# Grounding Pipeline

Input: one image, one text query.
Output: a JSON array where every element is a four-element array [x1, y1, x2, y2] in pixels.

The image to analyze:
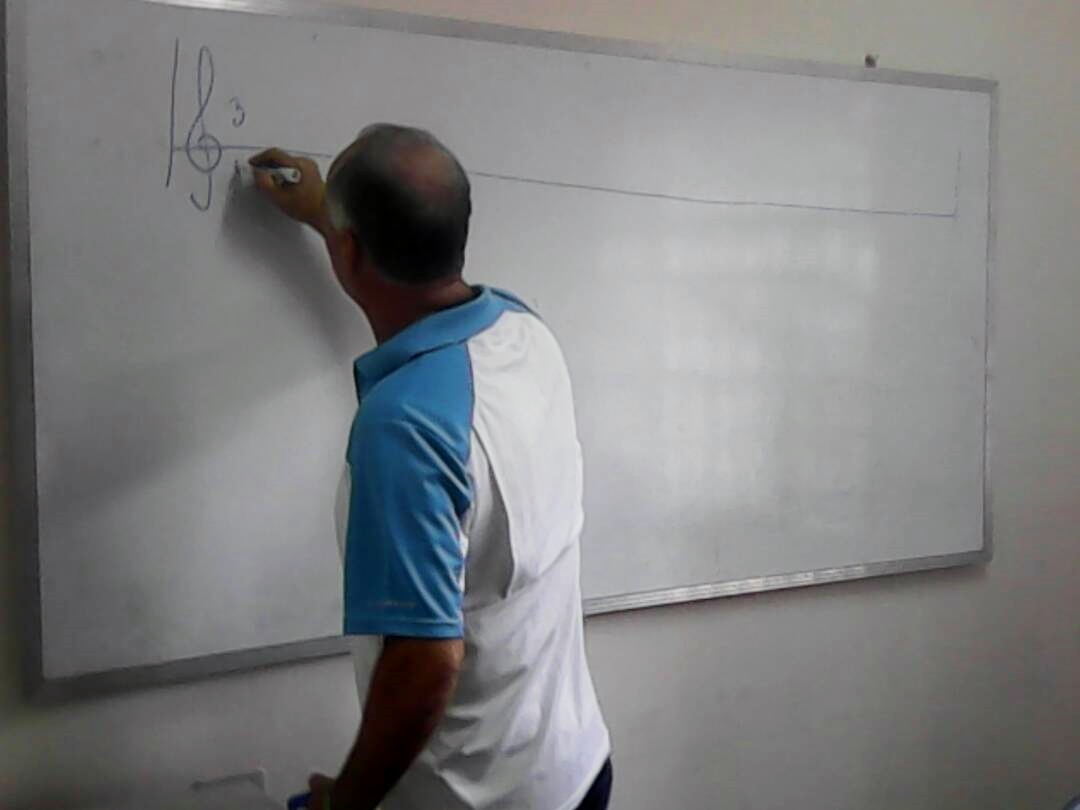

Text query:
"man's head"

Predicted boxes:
[[324, 124, 472, 298]]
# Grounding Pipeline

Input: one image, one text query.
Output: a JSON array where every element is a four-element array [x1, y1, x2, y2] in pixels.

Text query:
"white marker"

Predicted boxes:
[[234, 162, 302, 186]]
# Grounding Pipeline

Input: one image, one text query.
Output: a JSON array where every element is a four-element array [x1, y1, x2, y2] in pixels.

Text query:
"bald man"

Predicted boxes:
[[251, 125, 611, 810]]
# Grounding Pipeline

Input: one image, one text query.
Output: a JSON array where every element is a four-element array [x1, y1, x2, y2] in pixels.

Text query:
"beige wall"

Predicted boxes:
[[4, 1, 1079, 808]]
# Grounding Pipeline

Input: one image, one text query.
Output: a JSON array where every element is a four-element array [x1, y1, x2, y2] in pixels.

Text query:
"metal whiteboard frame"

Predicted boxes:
[[3, 0, 997, 700]]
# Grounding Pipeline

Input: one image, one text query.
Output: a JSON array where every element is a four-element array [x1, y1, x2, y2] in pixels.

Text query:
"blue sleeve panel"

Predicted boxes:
[[343, 344, 475, 639]]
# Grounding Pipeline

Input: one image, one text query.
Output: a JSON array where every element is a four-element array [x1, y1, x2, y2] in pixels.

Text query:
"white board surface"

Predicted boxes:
[[14, 0, 991, 682]]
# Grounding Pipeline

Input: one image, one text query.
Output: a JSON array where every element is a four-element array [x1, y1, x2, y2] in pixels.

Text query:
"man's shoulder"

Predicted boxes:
[[351, 343, 475, 453], [349, 288, 544, 452]]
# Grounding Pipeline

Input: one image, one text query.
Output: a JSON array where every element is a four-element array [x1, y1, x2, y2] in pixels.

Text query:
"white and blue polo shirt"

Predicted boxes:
[[337, 286, 610, 810]]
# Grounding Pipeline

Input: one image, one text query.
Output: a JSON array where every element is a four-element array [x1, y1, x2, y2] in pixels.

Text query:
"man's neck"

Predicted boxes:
[[366, 278, 476, 344]]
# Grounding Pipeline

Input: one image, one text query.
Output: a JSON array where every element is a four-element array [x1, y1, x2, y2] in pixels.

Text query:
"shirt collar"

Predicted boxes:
[[353, 285, 502, 398]]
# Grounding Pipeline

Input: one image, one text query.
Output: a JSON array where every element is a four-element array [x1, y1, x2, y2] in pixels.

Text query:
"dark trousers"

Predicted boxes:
[[574, 759, 613, 810]]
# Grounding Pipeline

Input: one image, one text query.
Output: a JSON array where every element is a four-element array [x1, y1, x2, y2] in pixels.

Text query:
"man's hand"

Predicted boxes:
[[249, 148, 328, 235], [330, 637, 465, 810], [307, 772, 335, 810]]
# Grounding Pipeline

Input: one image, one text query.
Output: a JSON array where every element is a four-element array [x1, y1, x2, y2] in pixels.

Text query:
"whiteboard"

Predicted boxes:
[[6, 0, 993, 690]]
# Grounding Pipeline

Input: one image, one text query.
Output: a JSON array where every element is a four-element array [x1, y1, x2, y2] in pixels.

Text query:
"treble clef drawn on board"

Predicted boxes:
[[166, 39, 258, 212], [164, 39, 332, 211], [184, 45, 223, 211]]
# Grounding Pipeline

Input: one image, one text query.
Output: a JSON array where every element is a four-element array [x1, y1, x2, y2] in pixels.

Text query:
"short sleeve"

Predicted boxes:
[[343, 417, 472, 639]]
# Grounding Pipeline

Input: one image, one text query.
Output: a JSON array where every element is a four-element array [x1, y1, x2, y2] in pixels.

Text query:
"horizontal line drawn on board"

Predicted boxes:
[[469, 170, 959, 218], [166, 43, 961, 219], [171, 142, 961, 219], [171, 144, 335, 160]]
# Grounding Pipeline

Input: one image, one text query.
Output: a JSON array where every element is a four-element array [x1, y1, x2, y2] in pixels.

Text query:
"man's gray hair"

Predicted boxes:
[[325, 124, 472, 284]]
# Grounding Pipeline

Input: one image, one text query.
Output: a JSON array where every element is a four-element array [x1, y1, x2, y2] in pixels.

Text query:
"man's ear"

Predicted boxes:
[[339, 229, 360, 272], [347, 233, 381, 282]]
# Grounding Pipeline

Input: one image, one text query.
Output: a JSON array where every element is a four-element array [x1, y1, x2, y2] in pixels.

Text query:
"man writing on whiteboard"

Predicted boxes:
[[250, 124, 611, 810]]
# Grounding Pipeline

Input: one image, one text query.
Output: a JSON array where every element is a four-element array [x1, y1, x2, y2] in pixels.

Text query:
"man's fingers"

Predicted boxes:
[[308, 772, 334, 791], [249, 147, 296, 168], [253, 169, 279, 194], [246, 149, 326, 228]]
